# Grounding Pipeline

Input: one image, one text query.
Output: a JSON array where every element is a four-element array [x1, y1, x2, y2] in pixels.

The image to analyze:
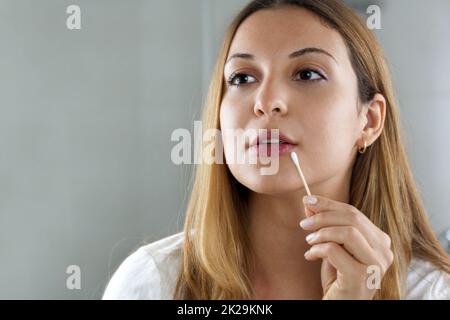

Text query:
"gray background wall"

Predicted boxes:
[[0, 0, 448, 299]]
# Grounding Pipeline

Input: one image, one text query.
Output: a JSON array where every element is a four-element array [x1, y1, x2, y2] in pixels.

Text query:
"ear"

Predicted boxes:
[[359, 93, 386, 146]]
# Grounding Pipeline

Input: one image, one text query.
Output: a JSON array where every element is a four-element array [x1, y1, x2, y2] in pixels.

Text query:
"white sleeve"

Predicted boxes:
[[425, 270, 450, 300], [405, 259, 450, 300], [102, 247, 162, 300]]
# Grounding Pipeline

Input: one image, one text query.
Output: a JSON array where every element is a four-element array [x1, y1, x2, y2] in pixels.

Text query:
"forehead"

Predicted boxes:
[[227, 6, 348, 64]]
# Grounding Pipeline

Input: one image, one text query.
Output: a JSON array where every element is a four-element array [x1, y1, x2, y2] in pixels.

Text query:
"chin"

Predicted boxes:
[[233, 167, 301, 195]]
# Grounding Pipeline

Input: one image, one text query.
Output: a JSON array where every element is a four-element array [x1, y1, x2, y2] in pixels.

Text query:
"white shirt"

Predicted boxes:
[[102, 232, 450, 300]]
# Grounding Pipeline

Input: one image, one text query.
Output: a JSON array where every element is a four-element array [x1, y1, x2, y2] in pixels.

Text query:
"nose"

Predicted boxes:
[[254, 102, 286, 117], [253, 79, 288, 118]]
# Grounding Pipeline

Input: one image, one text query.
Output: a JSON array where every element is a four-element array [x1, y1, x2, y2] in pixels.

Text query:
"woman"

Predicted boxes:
[[103, 0, 450, 300]]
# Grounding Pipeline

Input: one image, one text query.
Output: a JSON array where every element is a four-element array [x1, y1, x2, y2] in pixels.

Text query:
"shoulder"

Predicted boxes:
[[102, 231, 184, 300], [405, 256, 450, 300]]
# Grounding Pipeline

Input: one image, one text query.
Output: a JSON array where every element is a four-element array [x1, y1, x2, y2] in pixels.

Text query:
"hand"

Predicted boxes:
[[300, 195, 394, 300]]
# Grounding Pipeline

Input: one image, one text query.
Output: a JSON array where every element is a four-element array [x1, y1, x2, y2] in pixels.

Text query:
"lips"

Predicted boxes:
[[245, 129, 298, 157], [248, 129, 298, 148]]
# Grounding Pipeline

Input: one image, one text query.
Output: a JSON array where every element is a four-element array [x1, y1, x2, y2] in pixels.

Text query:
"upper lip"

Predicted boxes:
[[248, 129, 298, 148]]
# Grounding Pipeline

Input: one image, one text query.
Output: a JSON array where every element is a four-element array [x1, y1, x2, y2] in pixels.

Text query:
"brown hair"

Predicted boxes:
[[173, 0, 450, 299]]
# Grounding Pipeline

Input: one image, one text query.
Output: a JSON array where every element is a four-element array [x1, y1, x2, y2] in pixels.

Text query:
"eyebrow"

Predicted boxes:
[[225, 47, 338, 65]]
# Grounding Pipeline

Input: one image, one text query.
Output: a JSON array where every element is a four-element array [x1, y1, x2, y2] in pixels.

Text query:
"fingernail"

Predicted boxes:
[[304, 250, 310, 258], [305, 232, 317, 243], [303, 195, 317, 205], [299, 217, 314, 229]]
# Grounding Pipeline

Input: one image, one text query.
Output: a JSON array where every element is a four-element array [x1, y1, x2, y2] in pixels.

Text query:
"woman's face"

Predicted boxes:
[[220, 7, 364, 195]]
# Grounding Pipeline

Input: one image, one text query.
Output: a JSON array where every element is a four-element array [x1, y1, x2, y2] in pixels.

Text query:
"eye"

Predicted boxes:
[[294, 68, 326, 82], [226, 73, 256, 87]]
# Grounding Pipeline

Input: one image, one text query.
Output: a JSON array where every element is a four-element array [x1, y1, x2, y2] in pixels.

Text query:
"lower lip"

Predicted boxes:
[[250, 143, 297, 157]]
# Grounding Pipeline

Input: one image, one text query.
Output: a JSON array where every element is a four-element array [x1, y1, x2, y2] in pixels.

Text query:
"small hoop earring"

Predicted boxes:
[[358, 139, 367, 154]]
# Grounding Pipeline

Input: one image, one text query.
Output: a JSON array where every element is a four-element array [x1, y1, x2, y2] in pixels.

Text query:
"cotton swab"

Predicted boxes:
[[290, 151, 311, 196]]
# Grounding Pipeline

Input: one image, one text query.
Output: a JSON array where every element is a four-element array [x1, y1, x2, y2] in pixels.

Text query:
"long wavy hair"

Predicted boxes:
[[173, 0, 450, 299]]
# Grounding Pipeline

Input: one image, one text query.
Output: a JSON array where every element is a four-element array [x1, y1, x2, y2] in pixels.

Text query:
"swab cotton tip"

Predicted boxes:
[[290, 151, 311, 196], [290, 151, 299, 167]]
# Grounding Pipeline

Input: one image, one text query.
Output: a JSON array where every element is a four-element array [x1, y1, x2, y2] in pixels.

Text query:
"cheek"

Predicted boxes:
[[220, 102, 244, 165], [219, 100, 253, 150], [299, 90, 359, 171], [303, 83, 358, 140], [219, 101, 246, 130]]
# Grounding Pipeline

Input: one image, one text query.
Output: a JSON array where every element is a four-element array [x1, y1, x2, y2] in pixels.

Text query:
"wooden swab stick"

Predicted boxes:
[[290, 151, 311, 196]]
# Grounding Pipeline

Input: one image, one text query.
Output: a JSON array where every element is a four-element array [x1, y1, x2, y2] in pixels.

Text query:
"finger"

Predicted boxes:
[[304, 242, 366, 279], [302, 195, 350, 214], [300, 211, 390, 251], [302, 196, 390, 247], [306, 226, 381, 268]]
